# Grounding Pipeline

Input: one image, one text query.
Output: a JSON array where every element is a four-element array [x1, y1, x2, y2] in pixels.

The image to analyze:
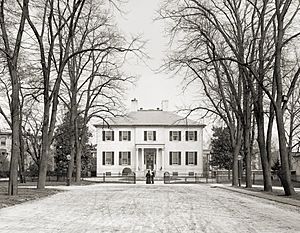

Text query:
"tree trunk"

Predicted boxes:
[[68, 99, 77, 185], [18, 118, 26, 183], [243, 81, 252, 188], [67, 137, 75, 185], [8, 72, 20, 195], [37, 102, 50, 189], [276, 107, 296, 195], [232, 124, 242, 186], [75, 139, 82, 182], [255, 99, 272, 192]]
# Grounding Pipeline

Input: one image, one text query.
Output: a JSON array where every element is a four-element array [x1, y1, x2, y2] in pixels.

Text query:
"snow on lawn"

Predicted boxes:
[[0, 183, 299, 233]]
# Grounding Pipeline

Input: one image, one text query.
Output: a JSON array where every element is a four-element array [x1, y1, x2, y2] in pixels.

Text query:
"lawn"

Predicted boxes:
[[0, 180, 94, 209]]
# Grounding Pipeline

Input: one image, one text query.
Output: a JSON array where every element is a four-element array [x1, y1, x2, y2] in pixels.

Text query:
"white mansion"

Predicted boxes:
[[94, 100, 205, 178]]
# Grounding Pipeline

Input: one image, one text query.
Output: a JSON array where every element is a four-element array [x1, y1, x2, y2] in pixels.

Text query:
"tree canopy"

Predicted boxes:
[[210, 127, 233, 170]]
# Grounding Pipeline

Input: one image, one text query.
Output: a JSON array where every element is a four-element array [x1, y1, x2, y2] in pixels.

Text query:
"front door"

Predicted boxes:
[[145, 149, 156, 170]]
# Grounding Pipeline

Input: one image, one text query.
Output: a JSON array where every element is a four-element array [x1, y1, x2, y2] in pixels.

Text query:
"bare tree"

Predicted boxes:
[[0, 0, 29, 195], [59, 0, 142, 183]]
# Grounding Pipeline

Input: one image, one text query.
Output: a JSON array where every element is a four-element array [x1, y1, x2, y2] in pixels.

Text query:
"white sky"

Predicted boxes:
[[115, 0, 196, 111]]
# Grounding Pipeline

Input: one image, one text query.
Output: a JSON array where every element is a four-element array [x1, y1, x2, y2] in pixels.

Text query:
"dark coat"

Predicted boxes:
[[146, 172, 151, 184], [151, 171, 155, 184]]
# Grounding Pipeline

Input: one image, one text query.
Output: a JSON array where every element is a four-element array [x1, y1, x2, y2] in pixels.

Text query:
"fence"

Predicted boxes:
[[163, 172, 216, 184], [96, 173, 136, 184]]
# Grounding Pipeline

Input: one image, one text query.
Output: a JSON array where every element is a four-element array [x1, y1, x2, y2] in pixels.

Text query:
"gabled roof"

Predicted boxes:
[[94, 110, 205, 127]]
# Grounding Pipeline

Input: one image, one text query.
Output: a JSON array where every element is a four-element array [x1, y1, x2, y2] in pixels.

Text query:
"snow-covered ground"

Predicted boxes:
[[0, 183, 300, 233]]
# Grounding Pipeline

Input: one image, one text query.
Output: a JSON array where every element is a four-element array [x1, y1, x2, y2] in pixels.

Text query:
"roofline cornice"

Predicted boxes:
[[93, 124, 206, 128]]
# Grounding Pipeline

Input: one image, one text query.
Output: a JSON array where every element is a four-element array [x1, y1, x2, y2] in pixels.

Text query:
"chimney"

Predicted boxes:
[[131, 98, 138, 111], [161, 100, 169, 111]]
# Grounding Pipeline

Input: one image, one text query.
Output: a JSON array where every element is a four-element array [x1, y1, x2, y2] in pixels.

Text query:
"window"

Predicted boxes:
[[185, 152, 197, 165], [169, 152, 181, 165], [169, 131, 181, 141], [119, 131, 131, 141], [102, 152, 114, 165], [0, 137, 6, 146], [102, 131, 114, 141], [172, 172, 178, 176], [185, 131, 197, 141], [119, 152, 131, 165], [144, 131, 156, 141]]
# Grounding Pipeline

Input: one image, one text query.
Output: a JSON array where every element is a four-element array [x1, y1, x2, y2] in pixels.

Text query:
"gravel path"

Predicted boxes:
[[0, 183, 299, 233]]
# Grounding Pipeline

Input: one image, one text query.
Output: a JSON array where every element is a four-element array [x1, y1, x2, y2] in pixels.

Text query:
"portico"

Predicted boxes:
[[135, 144, 165, 177]]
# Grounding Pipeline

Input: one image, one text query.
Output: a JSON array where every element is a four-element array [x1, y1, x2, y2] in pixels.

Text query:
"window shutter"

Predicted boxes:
[[119, 152, 122, 165], [102, 152, 105, 165], [128, 131, 131, 141], [144, 131, 147, 141], [179, 131, 181, 141], [169, 131, 172, 141], [153, 131, 156, 141], [178, 152, 181, 165], [119, 131, 122, 141], [169, 152, 172, 165], [112, 152, 114, 165], [186, 152, 188, 165], [128, 152, 131, 165], [194, 152, 197, 165], [112, 131, 114, 141], [185, 131, 188, 141], [194, 131, 197, 141], [102, 131, 105, 141]]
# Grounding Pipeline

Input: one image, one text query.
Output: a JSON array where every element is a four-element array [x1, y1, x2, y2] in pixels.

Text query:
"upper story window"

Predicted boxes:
[[144, 131, 156, 141], [102, 151, 114, 165], [102, 131, 114, 141], [185, 131, 197, 141], [119, 151, 131, 165], [169, 131, 181, 141], [0, 137, 6, 146], [119, 131, 131, 141], [169, 151, 181, 165], [185, 152, 197, 165]]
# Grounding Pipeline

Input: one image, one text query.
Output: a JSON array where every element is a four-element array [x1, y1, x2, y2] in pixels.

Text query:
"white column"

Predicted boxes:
[[155, 148, 158, 170], [135, 148, 139, 172], [161, 148, 165, 171], [141, 148, 144, 171]]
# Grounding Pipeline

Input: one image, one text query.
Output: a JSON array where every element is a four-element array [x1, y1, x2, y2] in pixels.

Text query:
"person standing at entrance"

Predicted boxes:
[[146, 170, 151, 184], [151, 170, 155, 184]]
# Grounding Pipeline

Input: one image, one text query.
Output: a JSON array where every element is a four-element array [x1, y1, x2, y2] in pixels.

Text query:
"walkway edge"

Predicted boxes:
[[212, 184, 300, 208]]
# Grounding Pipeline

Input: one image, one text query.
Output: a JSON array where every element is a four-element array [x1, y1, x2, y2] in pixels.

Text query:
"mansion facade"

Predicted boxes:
[[94, 100, 205, 178]]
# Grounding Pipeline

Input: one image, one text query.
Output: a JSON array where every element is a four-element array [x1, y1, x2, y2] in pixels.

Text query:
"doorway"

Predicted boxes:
[[144, 149, 156, 170]]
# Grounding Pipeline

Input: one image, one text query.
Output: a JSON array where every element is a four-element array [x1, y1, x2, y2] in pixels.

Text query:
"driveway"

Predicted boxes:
[[0, 183, 300, 233]]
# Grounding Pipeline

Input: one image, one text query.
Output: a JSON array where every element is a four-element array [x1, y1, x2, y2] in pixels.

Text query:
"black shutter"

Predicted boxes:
[[194, 152, 197, 165], [144, 131, 147, 141], [169, 152, 172, 165], [194, 131, 197, 141], [128, 131, 131, 141], [119, 131, 122, 141], [169, 131, 172, 141], [179, 131, 181, 141], [185, 131, 188, 141], [112, 152, 114, 165], [128, 152, 131, 165], [178, 152, 181, 165], [102, 152, 105, 165], [102, 131, 105, 141], [112, 131, 114, 141], [153, 131, 156, 141], [119, 152, 122, 165], [186, 152, 188, 165]]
